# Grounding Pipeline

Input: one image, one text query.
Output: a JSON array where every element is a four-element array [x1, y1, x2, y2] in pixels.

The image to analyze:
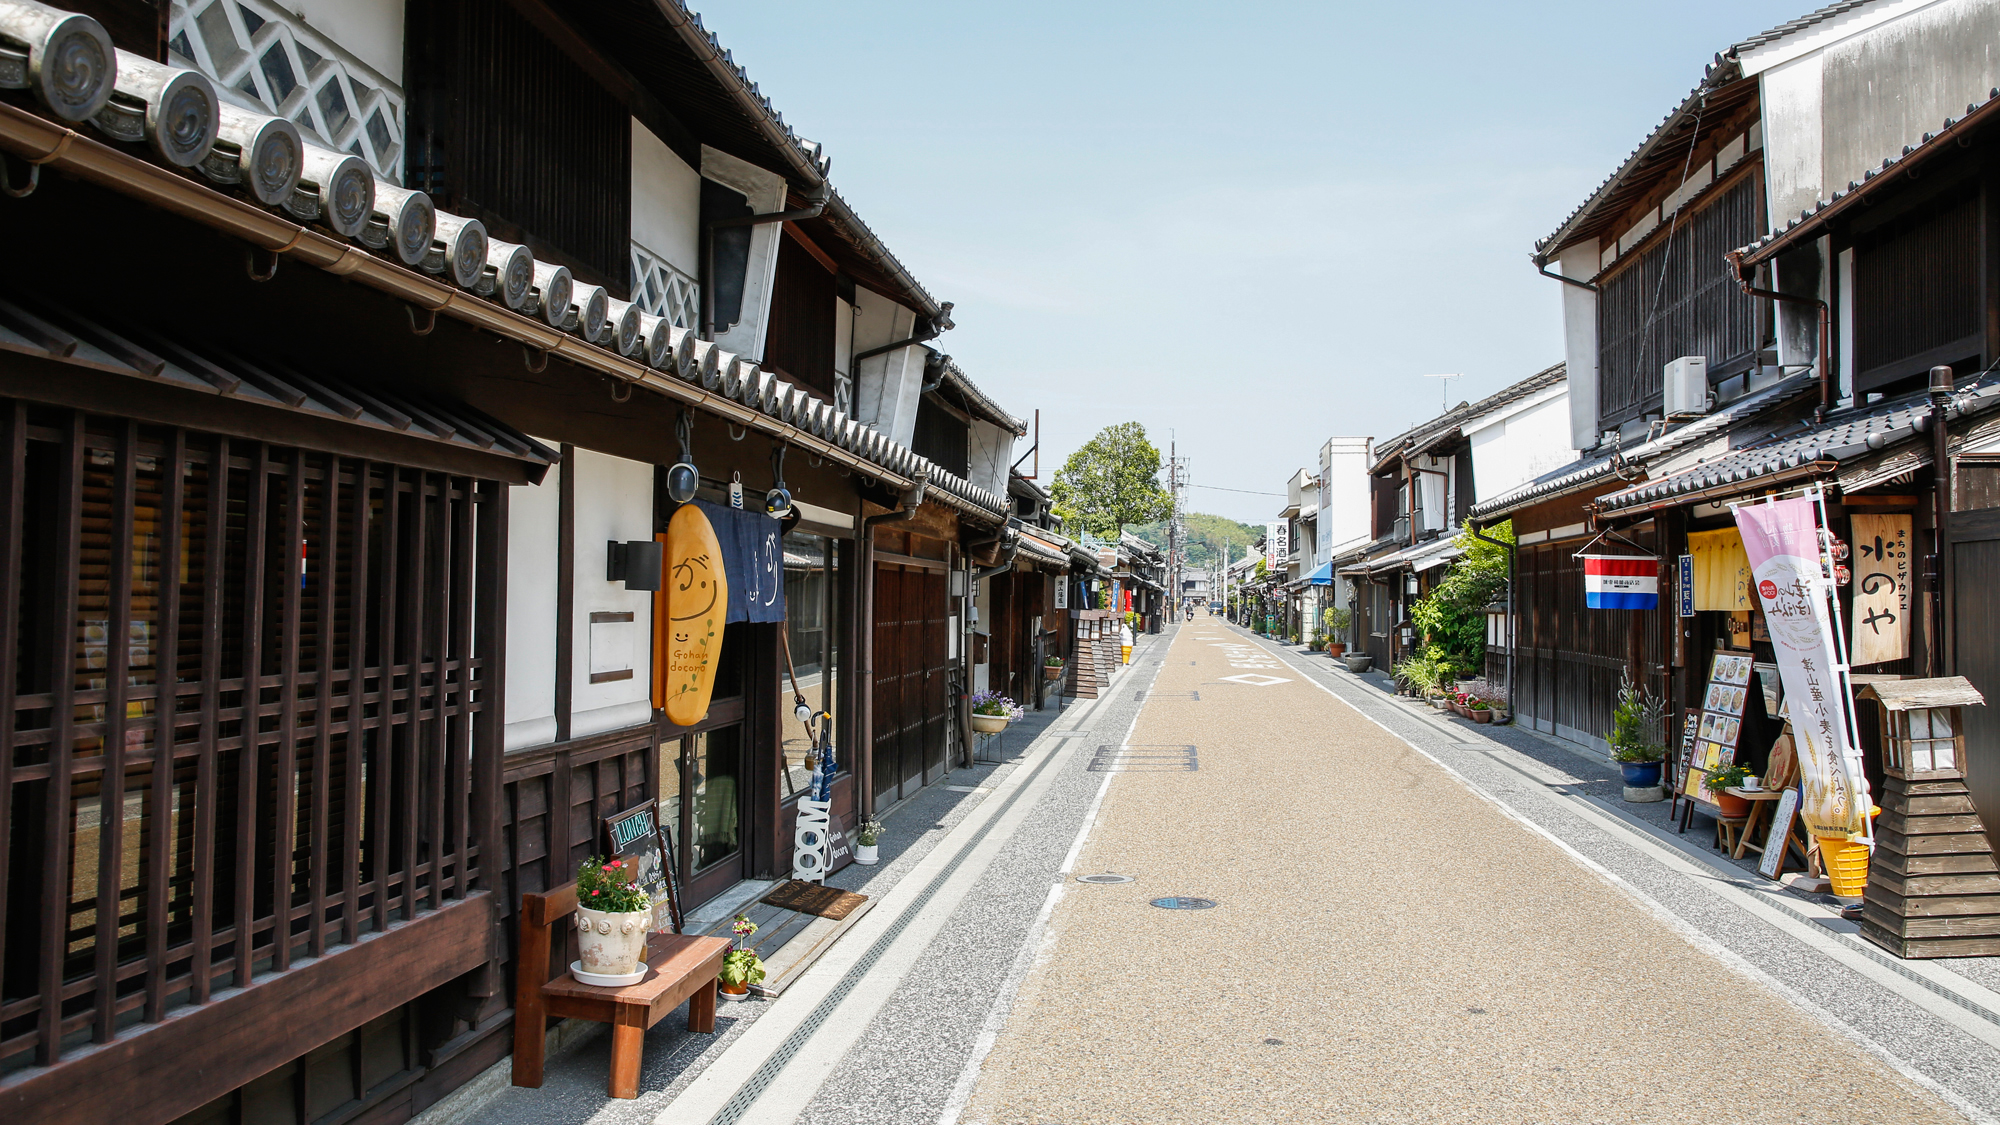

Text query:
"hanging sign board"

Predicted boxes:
[[1733, 497, 1872, 841], [1265, 521, 1289, 571], [603, 800, 680, 933], [1054, 575, 1068, 610], [1850, 513, 1912, 666], [1677, 554, 1695, 617], [656, 504, 728, 726], [1581, 554, 1659, 609]]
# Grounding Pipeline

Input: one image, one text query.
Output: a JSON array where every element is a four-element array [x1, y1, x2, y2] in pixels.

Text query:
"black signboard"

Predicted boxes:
[[603, 800, 681, 933]]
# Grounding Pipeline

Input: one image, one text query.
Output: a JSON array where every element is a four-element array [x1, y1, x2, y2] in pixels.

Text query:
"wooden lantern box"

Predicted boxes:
[[1854, 677, 2000, 958]]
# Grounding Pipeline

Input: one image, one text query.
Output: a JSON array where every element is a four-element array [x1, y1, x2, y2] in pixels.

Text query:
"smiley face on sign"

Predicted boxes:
[[657, 505, 728, 727]]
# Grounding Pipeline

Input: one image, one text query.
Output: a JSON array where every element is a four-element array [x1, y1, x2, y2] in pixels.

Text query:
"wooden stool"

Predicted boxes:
[[512, 882, 731, 1099], [1715, 815, 1750, 855]]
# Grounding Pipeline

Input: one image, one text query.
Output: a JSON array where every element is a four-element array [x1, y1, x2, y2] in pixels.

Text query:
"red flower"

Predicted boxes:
[[611, 860, 623, 867], [591, 889, 600, 895]]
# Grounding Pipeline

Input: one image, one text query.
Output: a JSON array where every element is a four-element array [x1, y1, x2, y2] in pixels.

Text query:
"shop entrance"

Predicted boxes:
[[660, 623, 751, 908], [872, 563, 950, 808]]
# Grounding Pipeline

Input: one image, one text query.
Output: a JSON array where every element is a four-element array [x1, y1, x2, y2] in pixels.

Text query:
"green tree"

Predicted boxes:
[[1410, 519, 1513, 675], [1050, 422, 1171, 538]]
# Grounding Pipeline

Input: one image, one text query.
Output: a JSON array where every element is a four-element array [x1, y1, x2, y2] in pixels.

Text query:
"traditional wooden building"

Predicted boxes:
[[0, 1, 1023, 1120]]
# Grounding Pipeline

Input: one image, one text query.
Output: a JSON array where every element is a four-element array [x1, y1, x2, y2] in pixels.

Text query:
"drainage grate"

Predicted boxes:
[[1076, 873, 1135, 884], [1088, 744, 1197, 772], [1150, 896, 1217, 910]]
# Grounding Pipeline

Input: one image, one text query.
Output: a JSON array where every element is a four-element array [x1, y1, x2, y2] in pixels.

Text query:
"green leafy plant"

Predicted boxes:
[[1706, 762, 1753, 791], [856, 819, 883, 846], [1468, 698, 1491, 711], [971, 691, 1025, 720], [1606, 672, 1666, 763], [1049, 422, 1171, 538], [1322, 606, 1351, 634], [576, 854, 649, 914], [720, 915, 766, 987], [1410, 520, 1513, 676], [1044, 654, 1064, 668], [1392, 646, 1449, 695]]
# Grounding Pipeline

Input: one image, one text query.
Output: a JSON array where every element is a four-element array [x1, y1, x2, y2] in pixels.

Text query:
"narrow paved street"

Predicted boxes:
[[961, 622, 1966, 1124], [465, 619, 2000, 1125]]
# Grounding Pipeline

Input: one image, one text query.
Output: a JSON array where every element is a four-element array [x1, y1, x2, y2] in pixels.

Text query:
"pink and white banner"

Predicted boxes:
[[1733, 497, 1872, 841]]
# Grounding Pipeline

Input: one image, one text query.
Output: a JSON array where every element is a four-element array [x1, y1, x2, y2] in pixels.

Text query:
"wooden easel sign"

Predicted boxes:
[[603, 799, 683, 934], [1757, 787, 1801, 880]]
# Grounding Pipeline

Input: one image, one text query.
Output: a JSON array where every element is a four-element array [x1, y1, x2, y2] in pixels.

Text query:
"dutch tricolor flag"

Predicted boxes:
[[1581, 554, 1659, 610]]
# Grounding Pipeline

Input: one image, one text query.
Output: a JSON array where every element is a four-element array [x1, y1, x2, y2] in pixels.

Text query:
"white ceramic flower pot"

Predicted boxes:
[[971, 712, 1008, 734], [576, 906, 651, 979], [855, 842, 879, 865]]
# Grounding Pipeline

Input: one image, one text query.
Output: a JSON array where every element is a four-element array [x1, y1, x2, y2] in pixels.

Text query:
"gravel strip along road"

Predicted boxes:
[[959, 622, 1965, 1125]]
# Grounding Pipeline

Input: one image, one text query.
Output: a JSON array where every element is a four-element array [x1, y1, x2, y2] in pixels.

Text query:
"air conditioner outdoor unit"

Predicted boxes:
[[1663, 355, 1710, 418]]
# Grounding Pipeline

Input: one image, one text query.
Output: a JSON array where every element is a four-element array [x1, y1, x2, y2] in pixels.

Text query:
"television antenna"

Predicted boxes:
[[1421, 373, 1462, 413]]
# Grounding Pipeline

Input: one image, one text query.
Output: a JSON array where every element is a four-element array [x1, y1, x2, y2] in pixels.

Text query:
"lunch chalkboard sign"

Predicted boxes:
[[603, 800, 682, 933]]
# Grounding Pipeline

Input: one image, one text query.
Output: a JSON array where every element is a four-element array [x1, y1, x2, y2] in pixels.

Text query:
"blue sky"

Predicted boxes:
[[701, 2, 1811, 523]]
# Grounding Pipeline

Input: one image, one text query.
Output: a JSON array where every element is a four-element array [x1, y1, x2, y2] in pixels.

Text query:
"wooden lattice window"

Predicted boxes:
[[0, 405, 504, 1073], [1597, 173, 1767, 430]]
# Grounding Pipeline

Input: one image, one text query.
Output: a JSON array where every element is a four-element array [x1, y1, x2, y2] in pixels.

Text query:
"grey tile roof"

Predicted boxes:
[[1595, 371, 2000, 513], [1730, 0, 1877, 54], [936, 356, 1026, 435], [1371, 362, 1568, 474], [0, 2, 1010, 521], [1469, 372, 1819, 519]]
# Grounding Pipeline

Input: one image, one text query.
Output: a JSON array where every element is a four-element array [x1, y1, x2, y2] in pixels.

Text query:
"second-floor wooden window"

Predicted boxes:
[[1596, 172, 1765, 430], [763, 233, 838, 399], [1851, 178, 1984, 394], [405, 0, 631, 291]]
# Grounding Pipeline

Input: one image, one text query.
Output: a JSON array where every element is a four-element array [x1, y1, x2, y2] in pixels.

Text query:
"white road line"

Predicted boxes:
[[654, 637, 1164, 1125]]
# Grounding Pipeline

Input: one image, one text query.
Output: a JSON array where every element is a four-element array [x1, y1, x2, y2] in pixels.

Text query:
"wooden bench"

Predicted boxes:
[[512, 882, 731, 1099]]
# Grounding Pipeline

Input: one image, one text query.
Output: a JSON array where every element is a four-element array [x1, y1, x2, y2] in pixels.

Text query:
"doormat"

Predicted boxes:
[[760, 880, 870, 920]]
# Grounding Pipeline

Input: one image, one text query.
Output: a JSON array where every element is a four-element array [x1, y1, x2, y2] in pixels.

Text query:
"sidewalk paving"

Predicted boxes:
[[442, 633, 1171, 1125]]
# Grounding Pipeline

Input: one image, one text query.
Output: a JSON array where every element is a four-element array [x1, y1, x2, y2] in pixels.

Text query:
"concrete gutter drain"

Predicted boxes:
[[1149, 897, 1217, 910]]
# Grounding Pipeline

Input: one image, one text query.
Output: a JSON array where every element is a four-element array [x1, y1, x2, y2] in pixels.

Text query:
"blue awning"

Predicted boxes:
[[1304, 561, 1333, 586]]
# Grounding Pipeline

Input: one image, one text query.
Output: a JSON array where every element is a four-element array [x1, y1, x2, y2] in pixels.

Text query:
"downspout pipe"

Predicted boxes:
[[1536, 259, 1600, 293], [1468, 523, 1515, 719], [975, 530, 1021, 583], [1928, 364, 1955, 677], [852, 302, 955, 365], [862, 466, 932, 528], [1727, 250, 1834, 423], [701, 181, 831, 341]]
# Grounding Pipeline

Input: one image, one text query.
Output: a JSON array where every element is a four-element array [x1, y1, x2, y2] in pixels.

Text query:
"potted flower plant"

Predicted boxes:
[[1044, 655, 1064, 682], [1322, 607, 1350, 658], [718, 914, 766, 999], [855, 818, 882, 865], [1606, 673, 1666, 792], [970, 691, 1023, 734], [573, 855, 653, 985], [1468, 698, 1493, 723], [1706, 763, 1755, 818]]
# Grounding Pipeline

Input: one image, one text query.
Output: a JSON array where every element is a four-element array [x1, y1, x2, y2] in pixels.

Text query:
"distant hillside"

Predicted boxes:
[[1128, 512, 1263, 570]]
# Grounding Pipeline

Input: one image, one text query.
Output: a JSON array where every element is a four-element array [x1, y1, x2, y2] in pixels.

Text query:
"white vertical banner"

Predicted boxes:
[[1265, 521, 1289, 570], [1732, 496, 1872, 841]]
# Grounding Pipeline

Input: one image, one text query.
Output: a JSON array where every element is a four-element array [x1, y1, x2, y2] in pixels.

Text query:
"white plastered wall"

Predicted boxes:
[[967, 420, 1013, 499], [631, 120, 701, 277], [1467, 385, 1572, 504], [505, 455, 560, 751], [570, 449, 657, 740], [851, 289, 923, 446], [288, 0, 402, 83], [701, 145, 788, 361], [1558, 242, 1600, 450], [1318, 437, 1372, 550]]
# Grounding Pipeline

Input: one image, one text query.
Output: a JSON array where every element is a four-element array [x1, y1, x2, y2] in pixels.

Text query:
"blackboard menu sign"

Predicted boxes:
[[603, 800, 681, 934]]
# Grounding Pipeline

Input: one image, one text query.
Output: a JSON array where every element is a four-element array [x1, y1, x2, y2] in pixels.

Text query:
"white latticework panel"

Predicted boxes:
[[631, 243, 700, 330], [167, 0, 406, 183]]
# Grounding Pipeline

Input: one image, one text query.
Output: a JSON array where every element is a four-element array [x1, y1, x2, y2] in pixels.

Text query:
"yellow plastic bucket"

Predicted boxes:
[[1818, 837, 1872, 899]]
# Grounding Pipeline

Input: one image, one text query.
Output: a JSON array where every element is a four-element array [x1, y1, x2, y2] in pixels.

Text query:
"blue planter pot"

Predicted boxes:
[[1619, 761, 1663, 788]]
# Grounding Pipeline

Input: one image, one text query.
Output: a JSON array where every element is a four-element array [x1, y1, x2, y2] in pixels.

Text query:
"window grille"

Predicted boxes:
[[168, 0, 406, 183]]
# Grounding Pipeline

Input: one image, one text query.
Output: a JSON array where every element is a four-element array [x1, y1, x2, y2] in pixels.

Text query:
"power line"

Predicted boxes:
[[1188, 484, 1284, 497]]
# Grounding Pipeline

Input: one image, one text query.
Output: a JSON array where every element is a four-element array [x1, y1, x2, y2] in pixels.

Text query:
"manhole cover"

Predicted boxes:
[[1076, 873, 1134, 884], [1150, 896, 1218, 910]]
